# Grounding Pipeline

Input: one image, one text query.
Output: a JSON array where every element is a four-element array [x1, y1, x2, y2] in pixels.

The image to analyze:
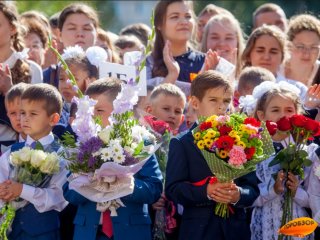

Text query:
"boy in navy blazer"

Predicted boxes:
[[165, 71, 259, 240], [63, 78, 163, 240]]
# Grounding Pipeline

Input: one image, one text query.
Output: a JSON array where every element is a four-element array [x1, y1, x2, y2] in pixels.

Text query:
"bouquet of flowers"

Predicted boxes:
[[192, 113, 274, 218], [267, 115, 320, 240], [53, 12, 158, 216], [0, 145, 60, 240], [142, 115, 175, 240]]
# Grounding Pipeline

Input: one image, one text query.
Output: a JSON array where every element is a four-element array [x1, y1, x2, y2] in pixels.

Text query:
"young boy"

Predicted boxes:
[[146, 83, 186, 132], [236, 66, 276, 98], [4, 83, 29, 143], [63, 77, 163, 240], [0, 83, 68, 240], [165, 70, 259, 240]]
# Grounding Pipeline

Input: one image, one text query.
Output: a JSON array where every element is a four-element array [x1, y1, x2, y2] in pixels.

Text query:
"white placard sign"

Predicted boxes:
[[99, 61, 147, 96]]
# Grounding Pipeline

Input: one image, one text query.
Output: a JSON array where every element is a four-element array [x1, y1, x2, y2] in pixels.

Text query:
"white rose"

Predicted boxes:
[[98, 126, 113, 143], [10, 151, 21, 166], [40, 152, 60, 174], [30, 150, 47, 168], [19, 147, 32, 162]]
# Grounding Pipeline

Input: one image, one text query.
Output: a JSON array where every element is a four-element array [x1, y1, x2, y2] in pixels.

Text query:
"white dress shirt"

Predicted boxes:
[[0, 132, 68, 213]]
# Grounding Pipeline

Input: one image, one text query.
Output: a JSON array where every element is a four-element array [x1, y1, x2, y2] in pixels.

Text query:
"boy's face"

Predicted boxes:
[[147, 93, 185, 130], [6, 97, 22, 133], [20, 99, 59, 140], [185, 104, 197, 129], [59, 64, 90, 103], [191, 87, 232, 118], [90, 94, 113, 128]]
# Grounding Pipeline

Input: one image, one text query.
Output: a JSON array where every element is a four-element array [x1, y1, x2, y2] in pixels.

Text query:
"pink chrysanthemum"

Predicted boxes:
[[228, 146, 247, 167]]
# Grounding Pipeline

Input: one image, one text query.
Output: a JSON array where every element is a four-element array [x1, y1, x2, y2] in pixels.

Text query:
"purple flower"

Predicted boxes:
[[122, 150, 139, 166], [77, 137, 103, 167]]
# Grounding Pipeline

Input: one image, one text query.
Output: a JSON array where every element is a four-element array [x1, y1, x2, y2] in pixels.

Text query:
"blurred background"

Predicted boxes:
[[16, 0, 320, 35]]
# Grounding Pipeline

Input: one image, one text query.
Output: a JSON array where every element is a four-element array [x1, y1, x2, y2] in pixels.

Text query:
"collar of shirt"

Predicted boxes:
[[26, 132, 54, 147], [19, 134, 25, 143]]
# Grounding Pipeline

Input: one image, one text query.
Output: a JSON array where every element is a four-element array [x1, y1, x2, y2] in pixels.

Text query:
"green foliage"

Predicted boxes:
[[61, 131, 77, 148]]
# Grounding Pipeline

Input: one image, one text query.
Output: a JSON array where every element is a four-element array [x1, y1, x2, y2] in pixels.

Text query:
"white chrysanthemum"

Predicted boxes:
[[113, 153, 125, 164], [98, 126, 113, 144], [10, 151, 21, 166], [86, 46, 108, 67], [100, 148, 113, 162], [30, 150, 47, 168], [61, 45, 85, 60], [110, 143, 123, 156], [40, 152, 60, 174], [19, 147, 32, 162]]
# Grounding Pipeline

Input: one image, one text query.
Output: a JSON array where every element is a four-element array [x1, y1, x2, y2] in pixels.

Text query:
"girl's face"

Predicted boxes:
[[0, 11, 16, 49], [289, 30, 320, 68], [206, 21, 238, 64], [60, 13, 97, 50], [160, 2, 194, 44], [197, 13, 212, 42], [24, 32, 45, 67], [249, 34, 282, 75], [257, 95, 296, 123], [58, 64, 89, 102]]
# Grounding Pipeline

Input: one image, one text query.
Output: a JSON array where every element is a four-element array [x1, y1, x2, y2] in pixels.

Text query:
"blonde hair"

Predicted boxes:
[[150, 83, 186, 106], [287, 14, 320, 41], [201, 13, 245, 77], [253, 88, 302, 119], [241, 25, 287, 69]]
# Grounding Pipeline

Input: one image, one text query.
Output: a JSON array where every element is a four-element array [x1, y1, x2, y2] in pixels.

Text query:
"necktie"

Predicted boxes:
[[30, 141, 38, 149], [102, 210, 113, 238]]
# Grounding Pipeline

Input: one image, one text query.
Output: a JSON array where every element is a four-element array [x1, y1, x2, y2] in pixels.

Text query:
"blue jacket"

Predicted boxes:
[[63, 155, 162, 240], [165, 126, 259, 240]]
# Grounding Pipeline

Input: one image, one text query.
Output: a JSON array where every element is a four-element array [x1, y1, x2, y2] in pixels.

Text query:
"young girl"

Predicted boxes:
[[249, 81, 315, 240], [241, 24, 308, 99], [147, 0, 204, 84], [0, 2, 42, 86], [201, 13, 245, 79], [43, 3, 100, 88], [283, 14, 320, 87]]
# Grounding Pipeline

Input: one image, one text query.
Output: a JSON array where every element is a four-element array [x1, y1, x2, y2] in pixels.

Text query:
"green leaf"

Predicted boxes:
[[303, 158, 313, 167], [133, 141, 144, 156]]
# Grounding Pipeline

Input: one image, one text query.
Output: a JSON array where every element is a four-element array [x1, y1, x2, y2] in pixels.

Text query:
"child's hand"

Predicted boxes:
[[286, 172, 299, 197], [163, 40, 180, 83], [304, 84, 320, 109], [274, 170, 285, 195], [1, 180, 23, 201], [207, 182, 239, 204], [200, 49, 219, 73], [0, 180, 11, 200], [152, 193, 166, 210], [0, 64, 12, 95]]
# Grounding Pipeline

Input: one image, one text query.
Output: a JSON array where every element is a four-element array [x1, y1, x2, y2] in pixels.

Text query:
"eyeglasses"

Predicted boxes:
[[292, 43, 320, 55]]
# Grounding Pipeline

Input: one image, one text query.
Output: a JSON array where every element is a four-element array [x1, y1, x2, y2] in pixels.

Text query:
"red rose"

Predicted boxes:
[[215, 136, 234, 150], [153, 120, 172, 135], [304, 117, 320, 133], [218, 125, 232, 136], [245, 147, 256, 160], [290, 114, 307, 128], [199, 121, 212, 131], [244, 117, 261, 127], [266, 121, 277, 136], [276, 117, 292, 131]]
